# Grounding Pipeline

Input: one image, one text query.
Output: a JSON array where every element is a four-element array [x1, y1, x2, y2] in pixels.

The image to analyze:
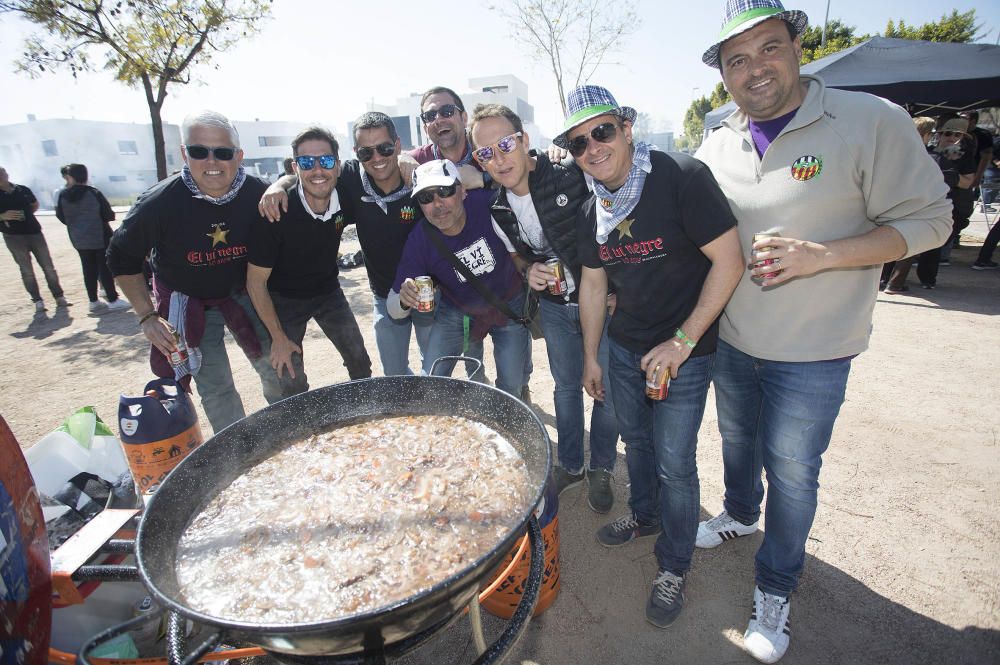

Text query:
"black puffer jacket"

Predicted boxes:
[[491, 152, 590, 304]]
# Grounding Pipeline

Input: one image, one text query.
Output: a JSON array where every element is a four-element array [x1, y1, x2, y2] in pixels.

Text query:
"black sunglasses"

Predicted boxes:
[[295, 154, 337, 170], [566, 122, 619, 158], [185, 144, 236, 161], [419, 104, 461, 124], [414, 184, 457, 205], [355, 142, 396, 162]]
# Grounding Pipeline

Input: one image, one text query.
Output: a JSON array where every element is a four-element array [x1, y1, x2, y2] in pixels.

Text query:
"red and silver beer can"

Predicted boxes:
[[415, 276, 435, 312], [645, 368, 670, 401], [546, 258, 567, 295], [169, 329, 189, 367], [752, 231, 782, 280]]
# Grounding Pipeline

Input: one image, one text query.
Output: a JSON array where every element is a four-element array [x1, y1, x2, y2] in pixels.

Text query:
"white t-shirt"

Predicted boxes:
[[492, 190, 576, 295]]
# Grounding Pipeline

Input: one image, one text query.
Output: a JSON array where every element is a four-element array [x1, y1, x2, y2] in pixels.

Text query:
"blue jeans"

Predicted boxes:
[[423, 294, 530, 398], [540, 298, 618, 473], [714, 339, 851, 597], [373, 293, 433, 376], [192, 292, 284, 433], [609, 339, 714, 576]]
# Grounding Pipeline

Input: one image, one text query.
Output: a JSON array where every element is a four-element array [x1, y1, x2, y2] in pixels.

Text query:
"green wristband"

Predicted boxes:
[[675, 328, 697, 349]]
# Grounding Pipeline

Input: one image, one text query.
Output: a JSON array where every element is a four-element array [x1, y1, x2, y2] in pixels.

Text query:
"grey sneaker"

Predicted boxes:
[[33, 300, 46, 313], [552, 466, 585, 496], [55, 296, 71, 307], [596, 512, 661, 547], [646, 569, 686, 628], [587, 468, 614, 514]]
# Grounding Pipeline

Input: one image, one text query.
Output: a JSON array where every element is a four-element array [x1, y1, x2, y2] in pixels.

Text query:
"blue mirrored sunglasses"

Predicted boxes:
[[295, 154, 337, 170], [473, 132, 523, 164]]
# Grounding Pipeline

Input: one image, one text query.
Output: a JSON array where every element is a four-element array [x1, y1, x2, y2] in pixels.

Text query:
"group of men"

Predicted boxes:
[[16, 0, 953, 661]]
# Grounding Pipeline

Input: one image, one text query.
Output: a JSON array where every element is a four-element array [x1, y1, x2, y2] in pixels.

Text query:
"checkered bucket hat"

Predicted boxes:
[[553, 85, 637, 149], [702, 0, 808, 68]]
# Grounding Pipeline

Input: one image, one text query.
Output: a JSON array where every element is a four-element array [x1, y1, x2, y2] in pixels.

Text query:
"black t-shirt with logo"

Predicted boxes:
[[107, 174, 267, 299], [248, 188, 346, 299], [578, 151, 737, 355], [0, 184, 42, 235], [337, 159, 422, 299]]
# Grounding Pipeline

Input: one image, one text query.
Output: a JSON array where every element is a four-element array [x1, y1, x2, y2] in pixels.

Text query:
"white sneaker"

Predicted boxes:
[[744, 586, 791, 663], [34, 300, 46, 312], [55, 296, 71, 307], [88, 300, 106, 313], [696, 510, 759, 548], [105, 299, 131, 311]]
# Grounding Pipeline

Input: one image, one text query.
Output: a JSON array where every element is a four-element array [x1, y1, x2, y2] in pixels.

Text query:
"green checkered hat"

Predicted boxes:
[[702, 0, 808, 68], [553, 86, 637, 149]]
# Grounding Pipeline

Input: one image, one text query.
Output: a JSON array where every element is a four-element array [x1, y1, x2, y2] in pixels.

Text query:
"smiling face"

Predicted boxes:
[[720, 18, 805, 122], [422, 92, 468, 152], [418, 182, 466, 236], [470, 116, 530, 194], [182, 124, 244, 198], [293, 138, 340, 204], [355, 126, 401, 189], [567, 114, 633, 190]]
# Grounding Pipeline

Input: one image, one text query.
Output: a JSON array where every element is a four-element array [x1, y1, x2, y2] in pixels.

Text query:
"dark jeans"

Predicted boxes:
[[76, 247, 119, 302], [4, 232, 63, 302], [977, 223, 1000, 264], [882, 247, 941, 288], [271, 287, 372, 398]]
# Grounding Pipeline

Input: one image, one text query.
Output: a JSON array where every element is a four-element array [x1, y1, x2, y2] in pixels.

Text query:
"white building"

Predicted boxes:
[[360, 74, 549, 150], [231, 120, 348, 180]]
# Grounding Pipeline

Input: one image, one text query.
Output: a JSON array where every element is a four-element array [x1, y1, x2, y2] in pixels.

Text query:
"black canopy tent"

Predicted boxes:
[[703, 37, 1000, 132]]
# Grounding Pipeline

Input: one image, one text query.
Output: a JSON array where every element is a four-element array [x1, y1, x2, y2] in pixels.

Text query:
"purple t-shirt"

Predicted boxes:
[[749, 107, 799, 157], [392, 188, 519, 314]]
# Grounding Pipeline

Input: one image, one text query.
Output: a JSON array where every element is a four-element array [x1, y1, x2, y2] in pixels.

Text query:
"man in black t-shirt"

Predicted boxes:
[[247, 127, 371, 397], [936, 116, 980, 265], [558, 86, 743, 627], [108, 110, 283, 433], [0, 166, 68, 312]]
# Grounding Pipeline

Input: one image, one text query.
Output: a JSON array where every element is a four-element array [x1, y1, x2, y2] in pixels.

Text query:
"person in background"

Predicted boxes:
[[0, 165, 69, 313], [934, 116, 978, 269], [56, 163, 129, 313]]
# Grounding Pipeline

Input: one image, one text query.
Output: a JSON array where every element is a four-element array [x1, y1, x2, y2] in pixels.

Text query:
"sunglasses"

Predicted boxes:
[[566, 122, 619, 158], [414, 184, 458, 205], [295, 154, 337, 170], [473, 132, 523, 164], [355, 142, 396, 162], [419, 104, 461, 124], [185, 145, 236, 161]]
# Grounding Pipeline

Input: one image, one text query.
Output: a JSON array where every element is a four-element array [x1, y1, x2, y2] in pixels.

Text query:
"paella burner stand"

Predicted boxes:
[[76, 514, 544, 665]]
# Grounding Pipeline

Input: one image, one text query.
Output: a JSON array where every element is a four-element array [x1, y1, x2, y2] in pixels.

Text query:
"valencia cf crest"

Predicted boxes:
[[600, 198, 614, 210], [400, 206, 416, 222], [790, 155, 822, 181]]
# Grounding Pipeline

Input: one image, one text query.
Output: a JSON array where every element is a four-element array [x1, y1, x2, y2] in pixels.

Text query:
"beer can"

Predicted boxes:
[[645, 367, 670, 401], [168, 329, 189, 368], [752, 231, 782, 280], [546, 258, 567, 295], [414, 276, 435, 312]]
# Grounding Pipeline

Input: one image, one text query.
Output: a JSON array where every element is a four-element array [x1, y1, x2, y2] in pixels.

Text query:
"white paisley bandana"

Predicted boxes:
[[181, 165, 247, 205], [360, 169, 412, 214], [592, 142, 653, 244]]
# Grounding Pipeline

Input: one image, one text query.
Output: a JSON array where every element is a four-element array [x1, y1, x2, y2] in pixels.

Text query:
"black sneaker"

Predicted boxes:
[[972, 261, 998, 270], [646, 569, 686, 628], [596, 512, 661, 547], [587, 468, 614, 514], [553, 467, 585, 496], [520, 384, 532, 403]]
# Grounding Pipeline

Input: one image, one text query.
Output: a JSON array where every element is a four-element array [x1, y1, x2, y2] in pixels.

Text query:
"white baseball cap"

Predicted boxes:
[[411, 159, 461, 196]]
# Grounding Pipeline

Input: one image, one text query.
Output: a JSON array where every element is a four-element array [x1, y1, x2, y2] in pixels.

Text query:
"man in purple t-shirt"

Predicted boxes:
[[388, 159, 529, 397]]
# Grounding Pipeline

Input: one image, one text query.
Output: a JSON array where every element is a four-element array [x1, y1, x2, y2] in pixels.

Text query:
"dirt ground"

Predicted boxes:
[[2, 211, 998, 665]]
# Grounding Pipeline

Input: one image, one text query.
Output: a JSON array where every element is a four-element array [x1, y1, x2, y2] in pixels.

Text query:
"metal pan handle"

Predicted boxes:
[[77, 609, 222, 665], [429, 355, 485, 381]]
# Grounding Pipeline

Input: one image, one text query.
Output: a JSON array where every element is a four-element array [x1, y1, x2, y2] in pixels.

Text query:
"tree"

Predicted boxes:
[[799, 19, 869, 63], [682, 94, 713, 151], [2, 0, 272, 180], [885, 9, 982, 43], [490, 0, 639, 116]]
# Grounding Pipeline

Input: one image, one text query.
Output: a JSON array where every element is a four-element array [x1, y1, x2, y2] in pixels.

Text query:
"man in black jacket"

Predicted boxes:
[[469, 103, 619, 513]]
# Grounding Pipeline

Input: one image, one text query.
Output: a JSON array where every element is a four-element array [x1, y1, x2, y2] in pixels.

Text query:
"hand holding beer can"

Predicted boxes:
[[752, 231, 783, 281], [545, 258, 567, 295], [414, 276, 435, 312], [645, 364, 670, 401], [168, 327, 189, 368]]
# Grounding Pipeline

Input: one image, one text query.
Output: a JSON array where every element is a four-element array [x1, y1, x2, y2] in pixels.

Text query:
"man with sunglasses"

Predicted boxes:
[[406, 86, 489, 190], [468, 102, 620, 513], [108, 110, 284, 433], [694, 3, 952, 661], [247, 127, 371, 397], [563, 85, 744, 629], [387, 160, 530, 397], [258, 112, 433, 376]]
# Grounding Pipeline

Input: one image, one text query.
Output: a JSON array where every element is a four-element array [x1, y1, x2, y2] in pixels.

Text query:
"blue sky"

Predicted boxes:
[[0, 0, 996, 139]]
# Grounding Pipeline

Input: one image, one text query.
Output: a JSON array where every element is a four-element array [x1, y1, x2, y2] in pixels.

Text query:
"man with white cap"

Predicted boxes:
[[695, 2, 953, 661], [388, 159, 530, 398], [562, 85, 743, 628]]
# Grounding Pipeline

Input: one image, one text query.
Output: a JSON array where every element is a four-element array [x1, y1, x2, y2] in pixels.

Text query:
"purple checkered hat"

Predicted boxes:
[[553, 85, 637, 149], [702, 0, 808, 68]]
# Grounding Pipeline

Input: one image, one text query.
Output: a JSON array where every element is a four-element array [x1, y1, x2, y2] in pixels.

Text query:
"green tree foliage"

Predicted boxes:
[[799, 19, 869, 63], [885, 9, 982, 43], [2, 0, 272, 180], [682, 94, 713, 150]]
